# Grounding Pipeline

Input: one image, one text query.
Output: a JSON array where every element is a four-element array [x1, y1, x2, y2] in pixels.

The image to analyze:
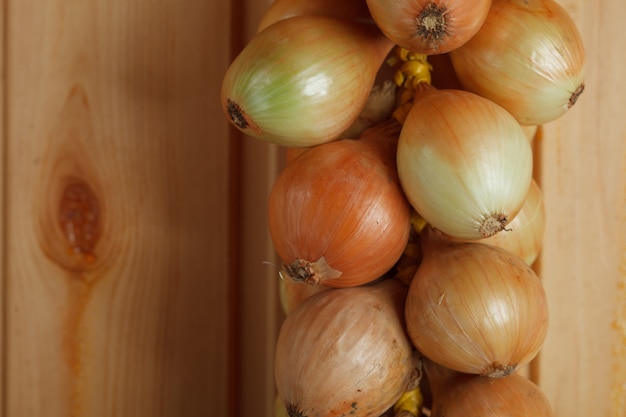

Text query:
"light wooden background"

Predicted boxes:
[[0, 0, 623, 417]]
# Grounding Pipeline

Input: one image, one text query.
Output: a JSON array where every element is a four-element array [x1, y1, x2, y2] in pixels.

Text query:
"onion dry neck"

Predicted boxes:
[[281, 257, 342, 285]]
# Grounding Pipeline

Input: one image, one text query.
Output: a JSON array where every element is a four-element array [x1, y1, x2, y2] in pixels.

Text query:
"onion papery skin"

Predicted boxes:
[[257, 0, 374, 32], [404, 228, 549, 377], [221, 15, 394, 147], [449, 0, 585, 125], [396, 86, 533, 240], [424, 360, 554, 417], [459, 179, 545, 265], [275, 279, 415, 417], [365, 0, 492, 55], [268, 120, 411, 288]]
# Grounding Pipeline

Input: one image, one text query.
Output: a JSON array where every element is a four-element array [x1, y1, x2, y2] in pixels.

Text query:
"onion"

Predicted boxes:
[[521, 124, 539, 142], [268, 120, 412, 288], [365, 0, 492, 54], [338, 80, 397, 139], [424, 359, 554, 416], [396, 85, 533, 240], [284, 146, 307, 165], [275, 279, 417, 417], [424, 55, 538, 142], [391, 216, 423, 285], [278, 278, 331, 315], [275, 394, 289, 417], [221, 15, 394, 147], [404, 227, 549, 377], [283, 65, 398, 156], [461, 179, 545, 266], [257, 0, 374, 32], [449, 0, 585, 125]]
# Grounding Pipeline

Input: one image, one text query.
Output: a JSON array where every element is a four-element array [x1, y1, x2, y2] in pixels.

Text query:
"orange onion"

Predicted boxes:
[[396, 85, 533, 240], [405, 227, 549, 377], [365, 0, 492, 54], [221, 15, 394, 147], [449, 0, 585, 125], [268, 120, 412, 288], [425, 55, 538, 141], [424, 359, 554, 416], [275, 279, 418, 417], [257, 0, 374, 32], [458, 179, 545, 265]]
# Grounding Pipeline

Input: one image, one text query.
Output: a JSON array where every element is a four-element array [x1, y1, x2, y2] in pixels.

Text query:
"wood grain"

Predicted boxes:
[[533, 1, 626, 415], [1, 0, 624, 416], [234, 1, 284, 416], [4, 0, 233, 416], [0, 0, 5, 413]]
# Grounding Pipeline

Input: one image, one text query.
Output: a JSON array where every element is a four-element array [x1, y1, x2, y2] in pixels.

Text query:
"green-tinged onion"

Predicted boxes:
[[221, 15, 394, 147]]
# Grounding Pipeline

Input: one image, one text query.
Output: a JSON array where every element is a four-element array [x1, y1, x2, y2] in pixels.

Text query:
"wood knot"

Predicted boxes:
[[59, 180, 101, 265], [38, 174, 107, 278]]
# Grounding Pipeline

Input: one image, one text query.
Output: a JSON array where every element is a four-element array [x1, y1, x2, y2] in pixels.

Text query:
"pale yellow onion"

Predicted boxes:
[[365, 0, 492, 54], [275, 279, 417, 417], [338, 80, 397, 139], [257, 0, 374, 32], [396, 86, 533, 239], [449, 0, 585, 125], [459, 179, 545, 265], [221, 15, 394, 147], [283, 63, 398, 154], [424, 359, 554, 416], [405, 227, 549, 377]]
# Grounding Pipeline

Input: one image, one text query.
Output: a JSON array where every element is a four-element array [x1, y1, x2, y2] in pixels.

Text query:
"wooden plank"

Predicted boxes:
[[4, 0, 233, 416], [234, 1, 284, 415], [0, 0, 5, 414], [533, 0, 626, 415]]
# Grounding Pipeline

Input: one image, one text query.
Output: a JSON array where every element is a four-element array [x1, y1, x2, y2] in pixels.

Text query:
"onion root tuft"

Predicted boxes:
[[416, 3, 449, 51], [482, 363, 517, 379], [479, 214, 509, 238]]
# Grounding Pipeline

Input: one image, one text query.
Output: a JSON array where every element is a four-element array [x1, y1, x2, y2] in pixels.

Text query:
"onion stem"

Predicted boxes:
[[388, 47, 432, 123]]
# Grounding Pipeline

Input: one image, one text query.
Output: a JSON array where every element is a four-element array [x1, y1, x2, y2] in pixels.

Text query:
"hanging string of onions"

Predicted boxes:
[[221, 0, 586, 415]]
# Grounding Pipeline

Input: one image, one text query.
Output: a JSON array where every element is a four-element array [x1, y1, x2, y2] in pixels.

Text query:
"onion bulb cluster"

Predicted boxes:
[[221, 0, 585, 415]]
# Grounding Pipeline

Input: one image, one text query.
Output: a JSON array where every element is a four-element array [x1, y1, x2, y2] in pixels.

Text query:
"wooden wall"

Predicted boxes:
[[0, 0, 623, 417], [533, 1, 626, 415], [2, 0, 242, 416]]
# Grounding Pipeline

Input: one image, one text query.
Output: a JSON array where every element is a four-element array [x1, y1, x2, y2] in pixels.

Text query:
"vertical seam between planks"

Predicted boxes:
[[0, 0, 8, 414], [228, 0, 244, 415], [529, 126, 544, 386]]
